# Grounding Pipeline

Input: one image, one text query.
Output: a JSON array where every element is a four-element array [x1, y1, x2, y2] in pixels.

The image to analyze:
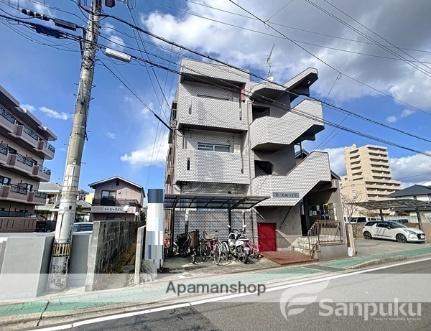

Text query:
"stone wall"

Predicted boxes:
[[85, 220, 139, 291]]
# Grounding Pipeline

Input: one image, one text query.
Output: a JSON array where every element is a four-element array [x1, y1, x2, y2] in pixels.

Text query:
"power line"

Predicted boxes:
[[4, 8, 431, 147], [3, 10, 431, 158], [321, 0, 431, 74], [303, 0, 431, 77], [184, 0, 431, 56]]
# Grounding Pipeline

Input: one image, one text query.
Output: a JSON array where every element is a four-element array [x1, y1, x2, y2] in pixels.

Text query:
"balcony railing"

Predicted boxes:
[[10, 184, 28, 195], [250, 100, 324, 150], [0, 210, 32, 217]]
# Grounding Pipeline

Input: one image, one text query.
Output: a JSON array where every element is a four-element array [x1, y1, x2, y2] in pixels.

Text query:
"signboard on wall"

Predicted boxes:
[[272, 192, 300, 199], [91, 206, 137, 214]]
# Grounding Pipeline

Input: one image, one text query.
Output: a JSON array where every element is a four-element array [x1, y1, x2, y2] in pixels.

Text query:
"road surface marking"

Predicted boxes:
[[35, 256, 431, 330]]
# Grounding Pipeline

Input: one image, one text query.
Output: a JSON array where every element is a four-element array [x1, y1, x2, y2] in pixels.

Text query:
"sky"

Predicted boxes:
[[1, 0, 431, 193]]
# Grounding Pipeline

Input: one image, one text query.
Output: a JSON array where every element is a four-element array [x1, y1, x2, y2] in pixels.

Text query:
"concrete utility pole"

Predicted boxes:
[[48, 0, 102, 290]]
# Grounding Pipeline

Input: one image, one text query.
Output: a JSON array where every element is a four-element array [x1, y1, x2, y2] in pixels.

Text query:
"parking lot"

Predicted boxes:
[[355, 238, 431, 257]]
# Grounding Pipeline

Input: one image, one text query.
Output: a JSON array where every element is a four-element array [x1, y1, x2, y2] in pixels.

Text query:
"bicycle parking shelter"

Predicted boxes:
[[164, 193, 269, 253], [351, 198, 431, 229]]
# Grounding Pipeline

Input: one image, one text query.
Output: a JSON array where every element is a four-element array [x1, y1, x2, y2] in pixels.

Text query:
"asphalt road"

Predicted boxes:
[[71, 259, 431, 331]]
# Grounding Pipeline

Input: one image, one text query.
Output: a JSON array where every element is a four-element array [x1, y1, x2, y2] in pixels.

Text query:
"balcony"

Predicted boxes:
[[12, 124, 39, 149], [32, 165, 51, 182], [36, 140, 55, 160], [174, 149, 249, 185], [7, 153, 34, 175], [33, 191, 48, 205], [0, 184, 30, 203], [250, 100, 324, 150], [0, 143, 7, 164], [176, 96, 247, 131], [0, 106, 16, 133], [251, 152, 331, 206]]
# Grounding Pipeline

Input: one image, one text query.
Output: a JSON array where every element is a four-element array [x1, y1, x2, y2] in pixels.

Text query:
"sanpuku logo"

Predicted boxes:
[[279, 280, 422, 321], [279, 281, 329, 319]]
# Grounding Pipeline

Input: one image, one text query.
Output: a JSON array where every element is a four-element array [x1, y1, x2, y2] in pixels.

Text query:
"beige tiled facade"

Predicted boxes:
[[341, 144, 400, 205], [0, 86, 56, 231]]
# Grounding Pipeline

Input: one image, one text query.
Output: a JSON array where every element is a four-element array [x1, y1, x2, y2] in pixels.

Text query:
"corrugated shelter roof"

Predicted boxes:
[[164, 194, 269, 210]]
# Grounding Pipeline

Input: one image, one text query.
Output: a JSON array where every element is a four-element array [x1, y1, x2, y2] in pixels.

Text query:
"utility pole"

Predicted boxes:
[[48, 0, 102, 290]]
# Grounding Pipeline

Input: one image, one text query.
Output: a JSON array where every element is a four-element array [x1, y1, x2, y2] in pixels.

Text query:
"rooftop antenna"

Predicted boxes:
[[266, 44, 275, 82]]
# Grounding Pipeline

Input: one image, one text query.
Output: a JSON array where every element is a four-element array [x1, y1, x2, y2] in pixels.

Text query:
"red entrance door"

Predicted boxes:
[[258, 223, 276, 251]]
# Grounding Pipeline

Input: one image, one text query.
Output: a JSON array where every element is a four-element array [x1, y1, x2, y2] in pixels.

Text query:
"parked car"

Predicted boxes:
[[362, 221, 425, 243], [347, 217, 378, 224], [73, 222, 93, 233]]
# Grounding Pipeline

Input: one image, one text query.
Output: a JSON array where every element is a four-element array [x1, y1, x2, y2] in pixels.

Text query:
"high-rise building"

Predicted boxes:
[[165, 59, 344, 252], [341, 144, 400, 205], [0, 85, 56, 232]]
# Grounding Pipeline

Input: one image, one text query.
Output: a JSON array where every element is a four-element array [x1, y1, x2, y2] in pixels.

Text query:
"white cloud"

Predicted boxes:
[[120, 132, 169, 166], [39, 106, 69, 120], [21, 104, 35, 112], [400, 109, 415, 118], [385, 115, 398, 123], [320, 146, 346, 176], [142, 0, 431, 109], [385, 109, 415, 123], [390, 151, 431, 185], [106, 131, 116, 139], [102, 22, 125, 51]]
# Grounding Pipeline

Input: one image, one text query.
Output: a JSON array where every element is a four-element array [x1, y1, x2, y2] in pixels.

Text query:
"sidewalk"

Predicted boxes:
[[1, 243, 431, 329]]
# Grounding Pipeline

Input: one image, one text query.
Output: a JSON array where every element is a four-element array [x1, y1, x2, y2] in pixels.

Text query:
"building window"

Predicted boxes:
[[197, 143, 231, 153], [101, 190, 116, 205], [0, 176, 11, 185], [186, 158, 190, 170]]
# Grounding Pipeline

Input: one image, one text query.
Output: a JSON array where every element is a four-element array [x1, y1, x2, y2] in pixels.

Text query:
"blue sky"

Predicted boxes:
[[1, 0, 431, 192]]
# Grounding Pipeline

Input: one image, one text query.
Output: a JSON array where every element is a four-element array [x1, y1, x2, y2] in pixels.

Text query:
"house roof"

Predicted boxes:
[[388, 185, 431, 198], [38, 182, 61, 193], [88, 176, 144, 192]]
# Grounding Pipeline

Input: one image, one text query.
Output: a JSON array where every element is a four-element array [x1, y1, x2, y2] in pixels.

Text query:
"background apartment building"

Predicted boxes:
[[0, 85, 56, 232], [165, 59, 343, 251], [89, 177, 144, 222], [341, 144, 400, 209]]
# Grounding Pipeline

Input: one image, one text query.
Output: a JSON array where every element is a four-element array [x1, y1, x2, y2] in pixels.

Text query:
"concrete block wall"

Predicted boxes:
[[0, 233, 53, 298], [85, 220, 138, 291]]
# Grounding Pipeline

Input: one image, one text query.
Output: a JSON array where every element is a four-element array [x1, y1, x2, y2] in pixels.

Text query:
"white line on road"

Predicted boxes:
[[34, 256, 431, 330]]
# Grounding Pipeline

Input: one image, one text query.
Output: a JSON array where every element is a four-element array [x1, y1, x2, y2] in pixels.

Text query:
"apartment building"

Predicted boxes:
[[35, 182, 91, 222], [165, 59, 343, 251], [89, 177, 144, 222], [341, 144, 400, 206], [0, 85, 56, 232]]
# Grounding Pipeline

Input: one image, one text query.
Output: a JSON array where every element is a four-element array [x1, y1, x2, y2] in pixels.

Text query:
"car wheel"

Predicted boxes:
[[363, 231, 372, 239], [396, 234, 407, 243]]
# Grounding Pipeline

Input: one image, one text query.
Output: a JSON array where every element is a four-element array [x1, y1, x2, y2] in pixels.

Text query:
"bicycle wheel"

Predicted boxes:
[[219, 241, 229, 264], [214, 242, 222, 265]]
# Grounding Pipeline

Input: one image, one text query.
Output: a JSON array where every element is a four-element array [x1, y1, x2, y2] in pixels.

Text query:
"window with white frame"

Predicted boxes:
[[197, 142, 231, 153]]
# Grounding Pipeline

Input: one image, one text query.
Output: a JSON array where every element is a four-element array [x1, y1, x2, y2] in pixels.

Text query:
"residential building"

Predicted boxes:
[[0, 85, 56, 232], [165, 59, 344, 252], [388, 184, 431, 223], [341, 144, 400, 207], [89, 177, 144, 222], [35, 182, 91, 222]]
